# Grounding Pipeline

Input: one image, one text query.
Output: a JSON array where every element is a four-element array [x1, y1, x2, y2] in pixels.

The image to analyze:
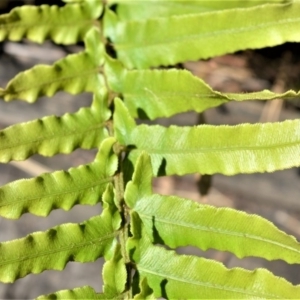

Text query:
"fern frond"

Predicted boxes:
[[0, 178, 121, 283], [0, 138, 117, 219], [102, 244, 127, 296], [105, 2, 300, 68], [106, 57, 300, 119], [0, 0, 102, 44], [0, 92, 110, 162], [128, 213, 300, 299], [112, 0, 284, 20], [0, 214, 117, 283], [37, 286, 116, 300], [114, 99, 300, 176], [0, 28, 104, 102], [126, 153, 300, 264]]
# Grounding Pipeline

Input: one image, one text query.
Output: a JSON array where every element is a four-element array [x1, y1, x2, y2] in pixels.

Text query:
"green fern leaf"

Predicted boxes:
[[0, 28, 104, 102], [105, 2, 300, 68], [113, 0, 285, 21], [37, 286, 111, 300], [106, 57, 300, 119], [102, 244, 127, 296], [0, 93, 110, 163], [125, 153, 300, 264], [114, 99, 300, 175], [0, 181, 121, 284], [0, 0, 102, 44], [140, 194, 300, 263], [37, 185, 123, 299], [128, 213, 300, 299], [0, 214, 117, 283], [0, 138, 117, 219]]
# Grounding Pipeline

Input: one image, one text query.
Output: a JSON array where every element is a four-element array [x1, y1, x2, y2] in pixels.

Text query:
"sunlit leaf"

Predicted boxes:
[[111, 0, 285, 20], [127, 213, 300, 299], [0, 138, 117, 219], [37, 286, 110, 300], [0, 0, 102, 44], [0, 28, 104, 102], [102, 244, 127, 296], [105, 2, 300, 68], [0, 91, 110, 162], [0, 214, 117, 283], [114, 99, 300, 175], [125, 153, 300, 264], [106, 57, 300, 119]]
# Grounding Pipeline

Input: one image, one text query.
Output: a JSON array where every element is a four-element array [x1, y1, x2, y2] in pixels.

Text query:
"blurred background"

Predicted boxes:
[[0, 1, 300, 298]]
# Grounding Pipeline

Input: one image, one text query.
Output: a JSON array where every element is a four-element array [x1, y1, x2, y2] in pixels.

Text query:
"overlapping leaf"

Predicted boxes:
[[128, 213, 300, 299], [105, 2, 300, 68], [0, 28, 104, 102], [0, 138, 117, 219], [125, 153, 300, 264], [111, 0, 285, 21], [37, 286, 110, 300], [133, 277, 155, 300], [114, 99, 300, 175], [0, 0, 102, 44], [106, 57, 300, 119], [102, 244, 127, 297]]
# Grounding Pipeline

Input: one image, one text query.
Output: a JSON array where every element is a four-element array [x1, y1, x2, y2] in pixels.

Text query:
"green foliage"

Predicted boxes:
[[106, 57, 300, 119], [105, 1, 300, 68], [0, 0, 102, 44], [0, 0, 300, 298]]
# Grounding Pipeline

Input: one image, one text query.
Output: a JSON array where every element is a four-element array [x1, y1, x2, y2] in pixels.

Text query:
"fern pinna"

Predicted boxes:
[[0, 0, 300, 299]]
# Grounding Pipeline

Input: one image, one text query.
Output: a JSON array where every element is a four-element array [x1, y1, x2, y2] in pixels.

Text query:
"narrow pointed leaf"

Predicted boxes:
[[37, 193, 123, 299], [0, 28, 104, 102], [0, 83, 110, 164], [114, 99, 300, 175], [105, 2, 300, 68], [113, 98, 136, 145], [0, 138, 118, 219], [126, 153, 300, 263], [0, 93, 110, 163], [138, 242, 300, 299], [0, 213, 117, 283], [106, 58, 300, 119], [103, 244, 127, 296], [102, 183, 122, 235], [138, 194, 300, 263], [0, 1, 102, 44], [102, 183, 126, 297], [37, 286, 112, 300], [128, 214, 300, 299], [113, 0, 285, 21]]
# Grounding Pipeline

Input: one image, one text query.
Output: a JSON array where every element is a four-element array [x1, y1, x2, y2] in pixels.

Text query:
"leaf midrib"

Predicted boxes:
[[138, 212, 300, 256], [5, 67, 100, 97], [0, 119, 106, 151], [0, 176, 113, 208], [133, 139, 300, 154], [0, 231, 117, 266], [115, 16, 300, 50], [125, 91, 222, 100], [138, 267, 281, 299]]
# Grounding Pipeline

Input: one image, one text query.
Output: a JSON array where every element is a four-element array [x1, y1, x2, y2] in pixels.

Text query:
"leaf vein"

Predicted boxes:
[[139, 213, 300, 255]]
